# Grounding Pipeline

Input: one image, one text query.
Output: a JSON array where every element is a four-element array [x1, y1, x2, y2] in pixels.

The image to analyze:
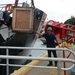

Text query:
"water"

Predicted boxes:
[[31, 39, 47, 57]]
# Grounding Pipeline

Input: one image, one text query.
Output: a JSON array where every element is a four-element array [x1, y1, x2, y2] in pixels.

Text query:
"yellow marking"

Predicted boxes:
[[50, 69, 68, 75], [10, 53, 48, 75], [50, 68, 57, 75], [56, 41, 73, 48]]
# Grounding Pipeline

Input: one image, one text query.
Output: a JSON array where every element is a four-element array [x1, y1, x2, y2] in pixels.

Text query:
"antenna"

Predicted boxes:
[[26, 0, 27, 3]]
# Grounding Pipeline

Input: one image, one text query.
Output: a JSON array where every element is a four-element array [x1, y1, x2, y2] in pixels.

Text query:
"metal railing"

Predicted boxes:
[[0, 46, 75, 75]]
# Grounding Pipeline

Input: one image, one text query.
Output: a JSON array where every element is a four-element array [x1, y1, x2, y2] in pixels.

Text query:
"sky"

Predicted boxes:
[[0, 0, 75, 23]]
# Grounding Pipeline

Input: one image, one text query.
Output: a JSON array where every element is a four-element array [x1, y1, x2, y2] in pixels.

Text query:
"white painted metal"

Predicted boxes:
[[0, 46, 75, 75]]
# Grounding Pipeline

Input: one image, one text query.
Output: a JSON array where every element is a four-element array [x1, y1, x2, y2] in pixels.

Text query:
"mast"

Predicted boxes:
[[14, 0, 19, 6], [31, 0, 35, 8]]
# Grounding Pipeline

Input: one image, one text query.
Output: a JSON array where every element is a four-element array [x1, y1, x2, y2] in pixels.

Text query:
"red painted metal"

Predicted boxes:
[[62, 41, 67, 75], [44, 20, 75, 75], [44, 20, 75, 44], [64, 46, 72, 58], [63, 50, 66, 75]]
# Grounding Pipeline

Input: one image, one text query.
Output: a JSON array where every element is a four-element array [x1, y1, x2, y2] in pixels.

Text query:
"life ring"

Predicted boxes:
[[5, 4, 14, 14]]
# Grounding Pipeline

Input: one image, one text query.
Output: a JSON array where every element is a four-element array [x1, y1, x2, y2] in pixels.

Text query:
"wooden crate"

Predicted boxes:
[[12, 7, 34, 33]]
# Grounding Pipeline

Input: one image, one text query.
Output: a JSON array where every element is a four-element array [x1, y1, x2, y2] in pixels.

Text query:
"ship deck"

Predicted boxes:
[[25, 39, 75, 75], [25, 61, 65, 75], [11, 39, 75, 75]]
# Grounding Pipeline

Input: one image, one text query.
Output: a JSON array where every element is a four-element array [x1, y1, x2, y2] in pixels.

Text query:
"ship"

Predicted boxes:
[[0, 0, 47, 74]]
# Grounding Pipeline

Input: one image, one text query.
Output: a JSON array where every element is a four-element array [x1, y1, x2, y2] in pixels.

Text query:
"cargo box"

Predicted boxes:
[[12, 7, 34, 33]]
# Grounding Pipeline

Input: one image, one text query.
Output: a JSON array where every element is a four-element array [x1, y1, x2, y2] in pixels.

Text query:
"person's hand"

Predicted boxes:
[[33, 30, 36, 34]]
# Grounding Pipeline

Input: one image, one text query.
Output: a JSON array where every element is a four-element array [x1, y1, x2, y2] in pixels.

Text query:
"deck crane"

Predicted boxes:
[[44, 20, 75, 45], [44, 20, 75, 75]]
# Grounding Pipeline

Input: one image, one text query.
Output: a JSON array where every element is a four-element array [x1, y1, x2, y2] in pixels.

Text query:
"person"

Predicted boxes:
[[36, 27, 59, 66]]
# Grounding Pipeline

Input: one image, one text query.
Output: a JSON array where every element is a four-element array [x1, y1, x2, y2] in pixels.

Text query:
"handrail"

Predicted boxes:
[[0, 46, 75, 75], [0, 46, 75, 58], [0, 55, 75, 62], [0, 55, 75, 69]]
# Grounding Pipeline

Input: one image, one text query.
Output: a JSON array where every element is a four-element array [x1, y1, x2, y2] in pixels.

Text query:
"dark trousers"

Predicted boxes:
[[48, 50, 57, 65]]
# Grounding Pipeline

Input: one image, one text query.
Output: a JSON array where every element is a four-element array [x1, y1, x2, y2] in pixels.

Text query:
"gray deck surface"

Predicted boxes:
[[26, 61, 52, 75], [25, 39, 75, 75]]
